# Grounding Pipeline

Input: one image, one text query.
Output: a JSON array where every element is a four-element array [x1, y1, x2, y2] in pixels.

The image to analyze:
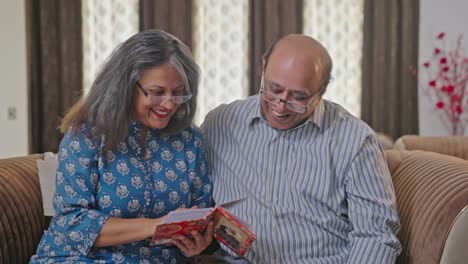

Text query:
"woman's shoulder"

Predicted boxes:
[[59, 122, 103, 153], [181, 124, 203, 140]]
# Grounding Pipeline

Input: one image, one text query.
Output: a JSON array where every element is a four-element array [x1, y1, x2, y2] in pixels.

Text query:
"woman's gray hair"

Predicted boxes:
[[81, 29, 200, 150]]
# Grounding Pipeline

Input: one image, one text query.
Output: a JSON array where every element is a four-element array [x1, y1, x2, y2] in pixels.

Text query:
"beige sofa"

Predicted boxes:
[[1, 150, 468, 263]]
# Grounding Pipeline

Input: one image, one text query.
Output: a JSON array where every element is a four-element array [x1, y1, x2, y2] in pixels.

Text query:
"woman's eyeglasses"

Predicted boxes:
[[136, 81, 192, 105]]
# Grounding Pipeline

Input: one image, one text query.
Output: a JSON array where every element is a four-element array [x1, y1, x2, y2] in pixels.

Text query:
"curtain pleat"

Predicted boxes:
[[139, 0, 193, 50], [249, 0, 303, 95], [26, 0, 83, 153], [361, 0, 419, 140]]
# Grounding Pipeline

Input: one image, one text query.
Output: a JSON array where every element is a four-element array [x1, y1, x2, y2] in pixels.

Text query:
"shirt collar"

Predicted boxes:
[[248, 95, 325, 130]]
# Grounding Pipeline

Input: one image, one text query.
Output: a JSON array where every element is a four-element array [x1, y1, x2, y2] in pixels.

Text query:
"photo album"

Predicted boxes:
[[150, 201, 256, 256]]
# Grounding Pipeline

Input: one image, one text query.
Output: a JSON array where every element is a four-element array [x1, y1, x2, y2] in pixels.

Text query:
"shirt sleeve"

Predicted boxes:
[[40, 126, 109, 257], [345, 134, 402, 263], [189, 128, 212, 209]]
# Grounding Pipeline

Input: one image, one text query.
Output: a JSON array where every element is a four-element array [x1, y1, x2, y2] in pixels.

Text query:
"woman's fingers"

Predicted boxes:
[[172, 221, 214, 257], [202, 221, 214, 244]]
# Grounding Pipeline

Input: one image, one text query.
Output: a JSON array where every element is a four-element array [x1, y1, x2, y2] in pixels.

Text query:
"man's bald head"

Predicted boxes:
[[262, 34, 333, 94]]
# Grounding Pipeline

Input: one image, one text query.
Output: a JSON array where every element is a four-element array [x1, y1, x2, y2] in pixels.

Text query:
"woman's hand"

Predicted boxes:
[[171, 221, 215, 257]]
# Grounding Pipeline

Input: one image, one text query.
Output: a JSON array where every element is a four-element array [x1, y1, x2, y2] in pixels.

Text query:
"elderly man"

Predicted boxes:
[[201, 34, 401, 263]]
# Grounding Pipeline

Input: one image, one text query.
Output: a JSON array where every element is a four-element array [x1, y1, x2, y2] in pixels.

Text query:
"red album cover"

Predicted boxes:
[[150, 210, 215, 246], [213, 207, 256, 256]]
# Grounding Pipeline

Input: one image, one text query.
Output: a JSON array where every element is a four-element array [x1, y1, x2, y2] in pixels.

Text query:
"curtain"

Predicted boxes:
[[250, 0, 303, 95], [26, 0, 83, 153], [139, 0, 193, 50], [361, 0, 419, 140]]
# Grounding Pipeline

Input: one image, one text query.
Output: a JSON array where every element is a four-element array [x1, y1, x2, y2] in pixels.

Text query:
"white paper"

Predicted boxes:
[[36, 152, 58, 216]]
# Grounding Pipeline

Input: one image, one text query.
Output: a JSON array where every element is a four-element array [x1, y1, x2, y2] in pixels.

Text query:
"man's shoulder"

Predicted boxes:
[[323, 100, 375, 141], [324, 100, 371, 130]]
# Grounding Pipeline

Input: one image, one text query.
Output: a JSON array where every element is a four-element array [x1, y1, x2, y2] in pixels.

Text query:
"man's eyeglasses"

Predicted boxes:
[[259, 89, 318, 114], [136, 81, 192, 105]]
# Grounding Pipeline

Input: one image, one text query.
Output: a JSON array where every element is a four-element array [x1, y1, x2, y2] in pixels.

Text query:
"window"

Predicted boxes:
[[193, 0, 250, 124], [82, 1, 363, 120], [303, 0, 364, 117], [82, 0, 138, 94]]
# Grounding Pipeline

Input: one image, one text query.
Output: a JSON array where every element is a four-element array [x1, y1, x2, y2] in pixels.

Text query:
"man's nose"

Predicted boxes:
[[274, 98, 288, 111]]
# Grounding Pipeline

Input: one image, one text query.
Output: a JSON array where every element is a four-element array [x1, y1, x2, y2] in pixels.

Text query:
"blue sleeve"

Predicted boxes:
[[189, 128, 212, 209], [345, 134, 402, 263], [41, 125, 109, 257]]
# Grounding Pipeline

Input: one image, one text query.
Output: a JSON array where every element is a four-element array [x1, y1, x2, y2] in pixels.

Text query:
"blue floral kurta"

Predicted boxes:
[[30, 121, 212, 263]]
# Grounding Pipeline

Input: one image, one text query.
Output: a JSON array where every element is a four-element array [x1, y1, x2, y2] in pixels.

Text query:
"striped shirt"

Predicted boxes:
[[201, 95, 401, 264]]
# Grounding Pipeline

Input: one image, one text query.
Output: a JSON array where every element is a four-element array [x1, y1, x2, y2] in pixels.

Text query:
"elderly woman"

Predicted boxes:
[[30, 29, 213, 263]]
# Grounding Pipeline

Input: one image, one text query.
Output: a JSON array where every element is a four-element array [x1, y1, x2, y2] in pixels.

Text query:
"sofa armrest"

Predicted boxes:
[[440, 207, 468, 264], [387, 150, 468, 264], [0, 154, 51, 264]]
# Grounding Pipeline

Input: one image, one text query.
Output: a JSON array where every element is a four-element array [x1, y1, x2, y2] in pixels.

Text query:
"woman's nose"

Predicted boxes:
[[160, 97, 176, 109]]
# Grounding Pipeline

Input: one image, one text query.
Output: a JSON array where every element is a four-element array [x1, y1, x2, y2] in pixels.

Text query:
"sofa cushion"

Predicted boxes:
[[36, 152, 58, 216]]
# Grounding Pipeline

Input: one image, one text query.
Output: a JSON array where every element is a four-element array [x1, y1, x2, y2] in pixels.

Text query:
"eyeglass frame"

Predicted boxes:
[[259, 74, 323, 114], [136, 81, 192, 105]]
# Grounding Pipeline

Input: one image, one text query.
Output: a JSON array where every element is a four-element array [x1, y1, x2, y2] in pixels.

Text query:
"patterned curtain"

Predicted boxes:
[[361, 0, 419, 140], [250, 0, 303, 95], [139, 0, 193, 50], [82, 0, 139, 94], [193, 0, 250, 124], [303, 0, 364, 118], [26, 0, 82, 153]]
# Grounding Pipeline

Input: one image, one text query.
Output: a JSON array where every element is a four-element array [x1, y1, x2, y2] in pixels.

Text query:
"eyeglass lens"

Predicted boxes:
[[260, 90, 306, 113]]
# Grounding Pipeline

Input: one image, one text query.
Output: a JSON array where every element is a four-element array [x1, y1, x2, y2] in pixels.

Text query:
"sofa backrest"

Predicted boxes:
[[394, 135, 468, 160], [385, 149, 468, 264], [0, 154, 51, 264]]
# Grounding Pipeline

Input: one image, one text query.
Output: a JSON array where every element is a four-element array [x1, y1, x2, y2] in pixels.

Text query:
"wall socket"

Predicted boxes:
[[7, 107, 17, 120]]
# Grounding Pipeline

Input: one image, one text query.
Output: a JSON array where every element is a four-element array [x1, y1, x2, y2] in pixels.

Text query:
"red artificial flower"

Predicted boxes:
[[429, 80, 437, 87], [447, 85, 455, 93], [440, 57, 447, 64], [442, 66, 450, 72], [456, 106, 463, 114], [423, 62, 430, 68], [434, 48, 441, 55], [437, 32, 445, 39], [451, 94, 460, 103], [436, 101, 444, 109]]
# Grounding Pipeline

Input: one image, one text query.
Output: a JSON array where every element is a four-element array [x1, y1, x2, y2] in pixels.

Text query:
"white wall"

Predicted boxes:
[[419, 0, 468, 135], [0, 0, 29, 158]]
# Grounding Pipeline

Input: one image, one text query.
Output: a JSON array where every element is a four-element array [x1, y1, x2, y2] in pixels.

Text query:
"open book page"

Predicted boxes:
[[162, 208, 214, 223]]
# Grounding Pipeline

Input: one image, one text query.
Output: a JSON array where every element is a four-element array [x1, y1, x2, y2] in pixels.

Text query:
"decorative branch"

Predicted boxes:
[[414, 32, 468, 135]]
